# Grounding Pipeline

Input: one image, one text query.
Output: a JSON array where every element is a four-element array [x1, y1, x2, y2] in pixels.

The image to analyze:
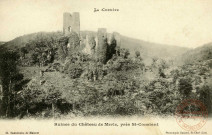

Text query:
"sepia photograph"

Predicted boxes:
[[0, 0, 212, 134]]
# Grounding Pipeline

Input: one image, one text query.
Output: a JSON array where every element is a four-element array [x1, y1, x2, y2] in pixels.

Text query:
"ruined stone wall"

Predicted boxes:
[[63, 12, 72, 35], [63, 12, 121, 61], [72, 12, 80, 36], [63, 12, 80, 36], [96, 28, 108, 64], [82, 35, 92, 54], [107, 33, 113, 45], [89, 36, 96, 55], [113, 32, 121, 47], [81, 30, 121, 64]]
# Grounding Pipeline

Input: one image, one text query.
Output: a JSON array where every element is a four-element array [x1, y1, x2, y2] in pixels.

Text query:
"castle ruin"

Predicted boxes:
[[96, 28, 108, 63], [63, 12, 121, 64], [63, 12, 80, 36]]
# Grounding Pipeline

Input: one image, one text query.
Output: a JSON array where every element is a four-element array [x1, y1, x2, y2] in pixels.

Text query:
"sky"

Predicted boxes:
[[0, 0, 212, 48]]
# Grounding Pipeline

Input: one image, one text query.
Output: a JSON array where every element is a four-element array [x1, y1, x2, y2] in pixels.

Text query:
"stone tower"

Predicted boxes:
[[113, 32, 121, 47], [96, 28, 108, 64], [63, 12, 80, 36]]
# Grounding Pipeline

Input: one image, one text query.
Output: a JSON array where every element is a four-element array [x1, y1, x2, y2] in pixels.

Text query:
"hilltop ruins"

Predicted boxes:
[[63, 12, 121, 63]]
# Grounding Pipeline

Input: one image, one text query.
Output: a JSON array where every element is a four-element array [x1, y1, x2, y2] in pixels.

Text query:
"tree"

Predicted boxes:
[[119, 48, 130, 59], [58, 36, 69, 62], [65, 62, 83, 79], [0, 50, 20, 117], [44, 85, 62, 118], [106, 35, 117, 62], [199, 85, 211, 113], [20, 47, 28, 59], [20, 81, 45, 117], [89, 36, 96, 55], [135, 51, 140, 58], [67, 32, 80, 53], [21, 33, 61, 66], [143, 78, 181, 114], [178, 78, 192, 98]]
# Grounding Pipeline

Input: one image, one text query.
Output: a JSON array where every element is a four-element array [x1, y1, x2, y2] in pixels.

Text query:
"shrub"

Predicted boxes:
[[66, 63, 83, 79]]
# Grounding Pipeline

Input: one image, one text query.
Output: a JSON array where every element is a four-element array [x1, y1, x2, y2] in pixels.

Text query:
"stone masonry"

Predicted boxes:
[[96, 28, 108, 64], [63, 12, 121, 64], [63, 12, 80, 36]]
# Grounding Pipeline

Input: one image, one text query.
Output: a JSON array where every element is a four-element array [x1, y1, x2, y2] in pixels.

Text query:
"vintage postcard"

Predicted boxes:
[[0, 0, 212, 134]]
